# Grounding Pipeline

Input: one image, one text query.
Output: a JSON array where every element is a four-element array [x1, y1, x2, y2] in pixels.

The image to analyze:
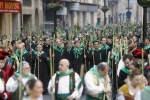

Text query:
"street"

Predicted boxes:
[[43, 94, 86, 100]]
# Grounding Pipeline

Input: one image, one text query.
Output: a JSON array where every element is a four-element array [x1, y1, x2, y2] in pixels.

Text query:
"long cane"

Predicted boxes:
[[84, 46, 87, 72], [19, 49, 23, 100], [38, 53, 40, 79], [142, 48, 144, 81], [50, 48, 55, 100]]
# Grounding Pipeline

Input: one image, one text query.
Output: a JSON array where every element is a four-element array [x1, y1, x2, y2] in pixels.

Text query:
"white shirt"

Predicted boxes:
[[84, 72, 111, 95], [0, 78, 4, 93], [117, 58, 125, 76], [47, 72, 83, 99], [6, 74, 43, 100], [134, 91, 141, 100]]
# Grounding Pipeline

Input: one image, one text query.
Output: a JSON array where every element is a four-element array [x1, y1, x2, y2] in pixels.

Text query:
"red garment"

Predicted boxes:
[[0, 70, 11, 100], [5, 64, 14, 78]]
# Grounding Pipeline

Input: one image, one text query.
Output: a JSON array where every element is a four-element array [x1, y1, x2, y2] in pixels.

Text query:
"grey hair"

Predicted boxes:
[[97, 63, 106, 71], [19, 61, 29, 69], [147, 72, 150, 80]]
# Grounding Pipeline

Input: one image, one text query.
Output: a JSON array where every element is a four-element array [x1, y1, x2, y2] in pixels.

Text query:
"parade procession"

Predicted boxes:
[[1, 0, 150, 100]]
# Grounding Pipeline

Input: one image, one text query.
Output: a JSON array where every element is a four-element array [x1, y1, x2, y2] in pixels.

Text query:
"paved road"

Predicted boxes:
[[43, 94, 86, 100]]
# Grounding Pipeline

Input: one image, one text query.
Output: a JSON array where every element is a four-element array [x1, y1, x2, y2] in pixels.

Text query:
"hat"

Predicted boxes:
[[132, 49, 148, 59], [137, 42, 145, 49], [0, 49, 9, 56], [0, 53, 5, 60]]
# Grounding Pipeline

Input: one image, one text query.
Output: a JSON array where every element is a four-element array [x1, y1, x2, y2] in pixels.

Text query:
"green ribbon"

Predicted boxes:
[[16, 49, 28, 61], [56, 70, 73, 78], [54, 45, 64, 56], [144, 44, 150, 50], [73, 47, 83, 59], [9, 56, 15, 66], [99, 44, 110, 50], [121, 66, 130, 74], [89, 65, 106, 80], [14, 71, 32, 78]]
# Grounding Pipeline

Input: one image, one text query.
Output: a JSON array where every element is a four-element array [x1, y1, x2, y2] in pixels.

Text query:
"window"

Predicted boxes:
[[23, 0, 32, 7]]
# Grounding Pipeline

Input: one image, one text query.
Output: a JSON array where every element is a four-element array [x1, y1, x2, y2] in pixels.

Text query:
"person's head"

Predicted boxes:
[[145, 37, 150, 45], [11, 40, 19, 48], [129, 62, 141, 72], [37, 44, 43, 52], [43, 38, 50, 45], [59, 59, 69, 74], [97, 62, 110, 76], [128, 44, 137, 53], [25, 79, 43, 99], [56, 38, 62, 47], [74, 40, 80, 48], [93, 41, 99, 49], [123, 54, 133, 68], [0, 54, 5, 69], [129, 71, 142, 87], [101, 37, 107, 45], [74, 37, 79, 41], [20, 61, 31, 76], [132, 49, 148, 64], [107, 38, 112, 44], [64, 41, 71, 48], [18, 43, 25, 53]]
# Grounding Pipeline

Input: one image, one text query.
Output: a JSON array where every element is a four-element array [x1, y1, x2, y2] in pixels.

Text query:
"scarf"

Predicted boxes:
[[54, 45, 64, 55], [144, 44, 150, 50], [73, 47, 83, 58], [14, 71, 32, 78], [99, 44, 110, 50], [56, 70, 73, 78], [16, 49, 28, 61], [121, 66, 130, 74], [89, 65, 106, 80]]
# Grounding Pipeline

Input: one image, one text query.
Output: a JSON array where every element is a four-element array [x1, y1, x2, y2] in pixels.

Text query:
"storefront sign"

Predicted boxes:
[[0, 1, 20, 13]]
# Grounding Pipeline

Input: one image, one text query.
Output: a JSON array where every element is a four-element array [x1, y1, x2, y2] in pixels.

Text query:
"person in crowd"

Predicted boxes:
[[53, 38, 67, 72], [84, 62, 111, 100], [118, 54, 133, 88], [134, 72, 150, 100], [22, 79, 43, 100], [117, 71, 145, 100], [0, 53, 11, 100], [32, 44, 49, 93], [48, 59, 83, 100], [6, 61, 42, 100]]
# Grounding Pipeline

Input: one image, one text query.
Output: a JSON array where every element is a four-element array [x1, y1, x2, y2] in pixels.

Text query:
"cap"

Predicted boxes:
[[132, 49, 148, 59], [0, 49, 9, 56], [0, 53, 5, 60]]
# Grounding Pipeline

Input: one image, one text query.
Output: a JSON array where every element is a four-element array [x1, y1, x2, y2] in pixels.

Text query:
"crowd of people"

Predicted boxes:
[[0, 24, 150, 100]]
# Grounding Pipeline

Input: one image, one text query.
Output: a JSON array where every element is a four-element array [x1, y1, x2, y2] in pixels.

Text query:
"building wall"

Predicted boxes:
[[22, 0, 43, 32]]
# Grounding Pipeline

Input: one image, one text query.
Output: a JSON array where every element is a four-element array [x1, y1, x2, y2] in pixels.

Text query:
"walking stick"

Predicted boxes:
[[142, 48, 144, 81], [84, 46, 87, 72], [34, 59, 36, 75], [19, 49, 23, 100], [53, 35, 55, 75], [49, 48, 55, 100], [38, 52, 40, 79]]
